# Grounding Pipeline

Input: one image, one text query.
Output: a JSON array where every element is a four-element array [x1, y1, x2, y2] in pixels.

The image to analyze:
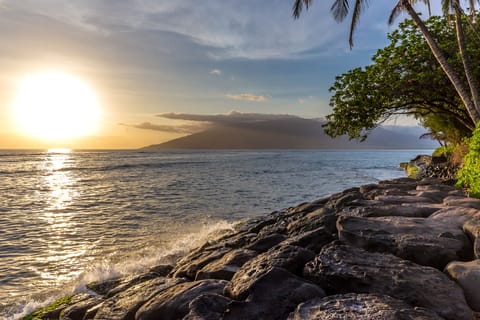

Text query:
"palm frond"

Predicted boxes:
[[389, 1, 404, 25], [293, 0, 312, 18], [349, 0, 368, 47], [330, 0, 350, 22]]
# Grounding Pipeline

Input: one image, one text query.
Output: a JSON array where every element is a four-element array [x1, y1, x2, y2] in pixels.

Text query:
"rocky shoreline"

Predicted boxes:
[[24, 177, 480, 320]]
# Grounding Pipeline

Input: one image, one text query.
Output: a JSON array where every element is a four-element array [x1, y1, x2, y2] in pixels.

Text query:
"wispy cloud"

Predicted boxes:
[[119, 122, 204, 134], [210, 69, 222, 75], [226, 93, 267, 102]]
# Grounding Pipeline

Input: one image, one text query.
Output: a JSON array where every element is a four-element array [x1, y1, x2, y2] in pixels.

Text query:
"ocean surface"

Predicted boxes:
[[0, 149, 431, 319]]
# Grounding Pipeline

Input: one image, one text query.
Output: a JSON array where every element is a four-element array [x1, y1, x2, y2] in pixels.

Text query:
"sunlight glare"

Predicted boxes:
[[12, 71, 101, 141]]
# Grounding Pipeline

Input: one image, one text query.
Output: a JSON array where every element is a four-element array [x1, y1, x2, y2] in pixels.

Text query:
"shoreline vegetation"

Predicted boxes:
[[22, 169, 480, 319]]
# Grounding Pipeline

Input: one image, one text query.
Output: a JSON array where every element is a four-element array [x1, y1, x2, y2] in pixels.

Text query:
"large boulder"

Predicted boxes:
[[225, 267, 325, 320], [445, 260, 480, 311], [444, 196, 480, 209], [93, 277, 184, 320], [464, 219, 480, 259], [135, 279, 227, 320], [287, 293, 443, 320], [303, 242, 472, 320], [337, 215, 473, 269], [195, 249, 257, 281], [183, 293, 232, 320]]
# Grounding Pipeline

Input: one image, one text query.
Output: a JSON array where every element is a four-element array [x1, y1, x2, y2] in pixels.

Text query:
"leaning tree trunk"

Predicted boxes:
[[401, 0, 480, 124], [454, 1, 480, 117]]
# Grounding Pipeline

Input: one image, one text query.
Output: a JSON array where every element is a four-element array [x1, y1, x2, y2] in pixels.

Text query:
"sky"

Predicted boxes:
[[0, 0, 433, 149]]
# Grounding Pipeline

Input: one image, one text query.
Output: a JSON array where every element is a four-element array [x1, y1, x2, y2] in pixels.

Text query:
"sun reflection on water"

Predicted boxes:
[[37, 150, 86, 284]]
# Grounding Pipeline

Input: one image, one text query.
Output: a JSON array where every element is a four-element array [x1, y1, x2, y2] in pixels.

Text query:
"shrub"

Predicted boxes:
[[457, 125, 480, 197]]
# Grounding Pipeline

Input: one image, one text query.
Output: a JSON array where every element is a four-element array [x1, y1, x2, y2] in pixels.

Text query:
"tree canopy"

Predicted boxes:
[[324, 15, 480, 144]]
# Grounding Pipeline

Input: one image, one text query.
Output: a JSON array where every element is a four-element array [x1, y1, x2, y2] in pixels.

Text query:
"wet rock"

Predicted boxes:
[[87, 278, 122, 296], [325, 188, 364, 210], [61, 294, 104, 320], [224, 267, 325, 320], [445, 260, 480, 311], [93, 277, 184, 320], [444, 196, 480, 209], [411, 190, 450, 203], [184, 293, 232, 320], [224, 245, 315, 300], [281, 226, 335, 253], [245, 233, 287, 252], [341, 204, 442, 218], [287, 207, 337, 236], [148, 264, 173, 276], [135, 279, 227, 320], [303, 242, 473, 320], [171, 247, 231, 279], [428, 207, 480, 227], [106, 272, 164, 298], [195, 249, 257, 281], [225, 246, 315, 300], [464, 219, 480, 258], [374, 195, 436, 204], [337, 215, 472, 269], [287, 293, 443, 320]]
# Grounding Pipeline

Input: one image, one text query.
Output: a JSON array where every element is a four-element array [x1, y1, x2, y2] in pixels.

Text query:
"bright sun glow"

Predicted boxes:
[[12, 71, 101, 141]]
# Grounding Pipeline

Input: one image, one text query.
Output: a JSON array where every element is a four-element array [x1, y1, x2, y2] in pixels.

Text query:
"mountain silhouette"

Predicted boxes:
[[143, 118, 437, 149]]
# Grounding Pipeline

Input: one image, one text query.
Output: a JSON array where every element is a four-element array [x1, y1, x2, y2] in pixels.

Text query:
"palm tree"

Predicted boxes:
[[292, 0, 480, 124]]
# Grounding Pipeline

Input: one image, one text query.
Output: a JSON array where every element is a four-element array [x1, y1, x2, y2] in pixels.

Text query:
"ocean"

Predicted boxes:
[[0, 149, 431, 319]]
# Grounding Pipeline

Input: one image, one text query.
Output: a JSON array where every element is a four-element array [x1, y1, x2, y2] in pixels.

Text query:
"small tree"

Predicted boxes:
[[323, 16, 479, 144]]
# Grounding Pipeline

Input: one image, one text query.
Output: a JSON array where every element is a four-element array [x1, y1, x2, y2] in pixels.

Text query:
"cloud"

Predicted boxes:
[[210, 69, 222, 75], [157, 111, 299, 124], [226, 93, 267, 102], [119, 122, 204, 134], [3, 0, 355, 59]]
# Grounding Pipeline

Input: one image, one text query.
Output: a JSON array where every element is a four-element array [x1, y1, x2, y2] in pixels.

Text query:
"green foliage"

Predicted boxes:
[[325, 15, 479, 143], [22, 296, 72, 320], [433, 145, 454, 157], [457, 124, 480, 198]]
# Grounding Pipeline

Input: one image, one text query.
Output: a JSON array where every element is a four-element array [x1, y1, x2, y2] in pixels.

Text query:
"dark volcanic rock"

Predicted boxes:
[[135, 279, 227, 320], [374, 195, 436, 204], [341, 204, 442, 218], [337, 215, 473, 269], [171, 247, 231, 279], [61, 294, 104, 320], [184, 293, 232, 320], [224, 245, 315, 300], [445, 260, 480, 312], [195, 249, 257, 281], [282, 226, 335, 253], [287, 293, 443, 320], [287, 207, 337, 236], [225, 267, 325, 320], [464, 219, 480, 259], [93, 277, 184, 320], [444, 196, 480, 209], [303, 242, 472, 320], [245, 233, 287, 252]]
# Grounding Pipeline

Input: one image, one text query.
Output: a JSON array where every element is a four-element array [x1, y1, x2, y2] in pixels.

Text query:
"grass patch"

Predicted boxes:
[[22, 295, 73, 320]]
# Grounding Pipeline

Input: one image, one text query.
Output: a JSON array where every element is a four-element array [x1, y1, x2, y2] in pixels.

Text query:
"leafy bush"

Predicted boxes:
[[432, 145, 453, 158], [457, 125, 480, 197]]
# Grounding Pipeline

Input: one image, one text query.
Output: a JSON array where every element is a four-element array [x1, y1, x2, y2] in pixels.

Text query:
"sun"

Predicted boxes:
[[12, 71, 101, 141]]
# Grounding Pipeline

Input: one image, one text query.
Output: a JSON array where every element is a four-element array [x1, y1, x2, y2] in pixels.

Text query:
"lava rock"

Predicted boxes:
[[445, 260, 480, 311], [303, 242, 472, 320], [224, 267, 324, 320], [443, 196, 480, 209], [341, 204, 442, 218], [184, 293, 232, 320], [337, 215, 473, 269], [93, 277, 184, 320], [195, 249, 257, 281], [287, 293, 443, 320], [135, 279, 227, 320]]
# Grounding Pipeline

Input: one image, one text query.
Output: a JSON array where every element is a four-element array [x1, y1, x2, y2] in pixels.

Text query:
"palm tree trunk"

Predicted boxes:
[[401, 0, 480, 124], [454, 1, 480, 116]]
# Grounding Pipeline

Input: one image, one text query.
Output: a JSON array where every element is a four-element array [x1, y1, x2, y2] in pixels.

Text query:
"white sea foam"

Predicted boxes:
[[2, 220, 234, 320]]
